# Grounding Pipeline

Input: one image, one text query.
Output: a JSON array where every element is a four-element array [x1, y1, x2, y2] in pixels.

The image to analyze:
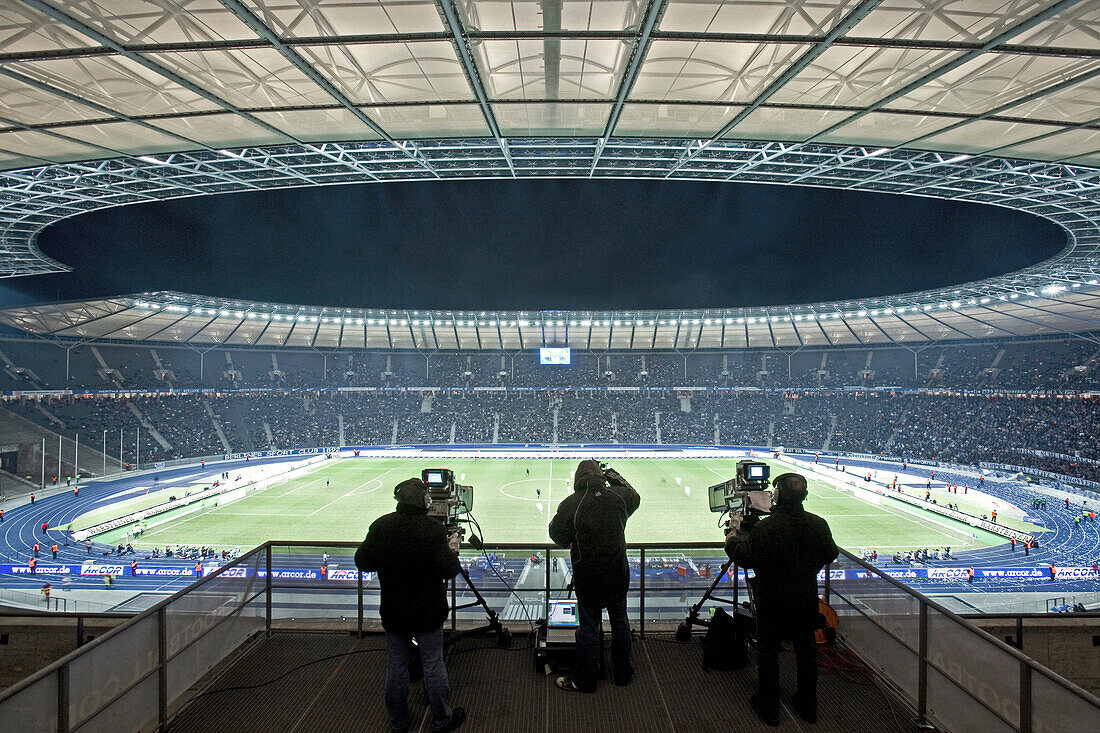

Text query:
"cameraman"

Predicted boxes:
[[549, 459, 640, 692], [724, 472, 838, 727], [355, 478, 467, 733]]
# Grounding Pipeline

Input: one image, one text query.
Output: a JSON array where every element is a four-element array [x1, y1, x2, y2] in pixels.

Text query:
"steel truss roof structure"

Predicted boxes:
[[0, 0, 1099, 349]]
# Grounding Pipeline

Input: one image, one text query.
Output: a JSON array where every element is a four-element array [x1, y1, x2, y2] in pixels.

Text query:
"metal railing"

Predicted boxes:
[[1, 542, 1098, 732], [826, 552, 1100, 732]]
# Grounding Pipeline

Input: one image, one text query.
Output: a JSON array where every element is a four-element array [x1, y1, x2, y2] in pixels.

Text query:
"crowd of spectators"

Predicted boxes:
[[3, 339, 1099, 391], [3, 341, 1100, 482]]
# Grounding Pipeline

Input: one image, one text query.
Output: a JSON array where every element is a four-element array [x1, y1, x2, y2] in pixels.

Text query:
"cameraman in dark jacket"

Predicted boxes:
[[725, 472, 838, 727], [356, 478, 466, 733], [549, 459, 640, 692]]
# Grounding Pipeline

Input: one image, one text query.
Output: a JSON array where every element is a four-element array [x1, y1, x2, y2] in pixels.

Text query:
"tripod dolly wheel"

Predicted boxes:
[[675, 622, 692, 642], [497, 628, 513, 648]]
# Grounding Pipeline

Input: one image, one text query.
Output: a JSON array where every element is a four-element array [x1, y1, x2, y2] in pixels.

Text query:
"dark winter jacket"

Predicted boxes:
[[549, 460, 640, 607], [725, 503, 838, 626], [355, 503, 461, 633]]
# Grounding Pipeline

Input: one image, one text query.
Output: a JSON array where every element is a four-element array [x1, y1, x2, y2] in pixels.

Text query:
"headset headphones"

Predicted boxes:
[[394, 479, 432, 510], [771, 472, 807, 506]]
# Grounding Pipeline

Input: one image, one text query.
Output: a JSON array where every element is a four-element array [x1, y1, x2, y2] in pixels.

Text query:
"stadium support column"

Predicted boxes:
[[40, 438, 45, 490], [655, 411, 661, 444], [552, 408, 559, 444]]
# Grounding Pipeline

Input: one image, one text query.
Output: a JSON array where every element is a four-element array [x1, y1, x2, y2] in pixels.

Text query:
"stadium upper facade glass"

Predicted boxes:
[[0, 0, 1098, 349]]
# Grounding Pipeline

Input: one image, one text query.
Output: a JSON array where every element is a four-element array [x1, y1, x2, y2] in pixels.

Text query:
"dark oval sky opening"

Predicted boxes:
[[20, 179, 1066, 311]]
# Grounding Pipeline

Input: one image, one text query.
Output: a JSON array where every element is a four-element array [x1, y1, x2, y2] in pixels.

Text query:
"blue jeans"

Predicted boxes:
[[573, 596, 632, 691], [385, 628, 452, 730]]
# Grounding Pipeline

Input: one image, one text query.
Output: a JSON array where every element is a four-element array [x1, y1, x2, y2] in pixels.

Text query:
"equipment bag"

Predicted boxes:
[[701, 607, 748, 671]]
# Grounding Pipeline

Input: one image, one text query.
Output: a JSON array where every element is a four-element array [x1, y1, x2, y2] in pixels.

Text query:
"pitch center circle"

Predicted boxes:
[[499, 478, 569, 502]]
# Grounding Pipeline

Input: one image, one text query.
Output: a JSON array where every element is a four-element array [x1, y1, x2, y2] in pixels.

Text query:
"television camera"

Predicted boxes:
[[708, 460, 774, 535], [675, 460, 774, 642], [421, 467, 475, 537], [419, 468, 508, 647]]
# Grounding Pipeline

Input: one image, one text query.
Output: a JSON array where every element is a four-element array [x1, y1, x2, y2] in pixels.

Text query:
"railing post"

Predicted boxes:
[[158, 606, 167, 732], [357, 567, 364, 638], [823, 562, 831, 605], [1020, 661, 1032, 733], [545, 547, 552, 613], [57, 663, 69, 733], [639, 548, 645, 640], [917, 603, 928, 726], [76, 616, 84, 647], [265, 544, 272, 636]]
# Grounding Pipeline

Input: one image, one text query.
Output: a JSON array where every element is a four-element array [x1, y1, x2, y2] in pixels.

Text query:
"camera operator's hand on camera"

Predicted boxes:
[[725, 515, 744, 539], [602, 467, 624, 485], [447, 534, 461, 554]]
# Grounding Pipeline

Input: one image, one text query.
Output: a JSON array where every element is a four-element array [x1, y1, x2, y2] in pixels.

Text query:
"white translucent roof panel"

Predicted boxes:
[[995, 128, 1100, 162], [1000, 71, 1100, 124], [340, 327, 366, 348], [1012, 1, 1100, 49], [660, 0, 861, 35], [819, 110, 962, 146], [915, 119, 1056, 154], [312, 324, 342, 348], [0, 148, 40, 170], [53, 121, 196, 156], [146, 49, 336, 109], [494, 102, 610, 135], [150, 113, 287, 147], [615, 103, 741, 137], [887, 55, 1100, 117], [301, 42, 474, 104], [13, 56, 221, 118], [189, 316, 245, 345], [745, 323, 773, 348], [0, 76, 109, 126], [633, 41, 809, 103], [223, 322, 273, 346], [769, 46, 964, 107], [458, 0, 645, 31], [0, 129, 106, 164], [254, 320, 295, 347], [252, 108, 382, 140], [475, 40, 625, 100], [0, 3, 99, 53], [849, 0, 1053, 43], [364, 104, 490, 138], [243, 0, 446, 35], [64, 0, 257, 44], [726, 106, 853, 141]]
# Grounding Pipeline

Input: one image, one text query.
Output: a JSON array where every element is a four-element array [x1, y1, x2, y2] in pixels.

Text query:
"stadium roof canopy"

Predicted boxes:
[[0, 0, 1099, 350]]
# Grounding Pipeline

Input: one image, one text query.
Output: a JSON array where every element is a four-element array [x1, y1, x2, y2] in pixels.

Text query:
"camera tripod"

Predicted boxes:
[[675, 556, 755, 641], [445, 561, 513, 649]]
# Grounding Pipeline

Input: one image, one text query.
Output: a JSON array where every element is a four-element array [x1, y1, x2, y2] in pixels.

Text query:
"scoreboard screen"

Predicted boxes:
[[539, 347, 571, 365]]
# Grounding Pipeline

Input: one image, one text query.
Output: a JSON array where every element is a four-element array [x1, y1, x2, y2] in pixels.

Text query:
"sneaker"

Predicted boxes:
[[555, 676, 595, 693], [432, 706, 466, 732], [791, 692, 818, 724], [750, 694, 780, 727], [613, 670, 633, 687], [390, 726, 409, 733]]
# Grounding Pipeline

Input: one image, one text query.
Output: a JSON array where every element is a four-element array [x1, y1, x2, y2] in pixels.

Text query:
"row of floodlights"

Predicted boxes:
[[131, 282, 1095, 326]]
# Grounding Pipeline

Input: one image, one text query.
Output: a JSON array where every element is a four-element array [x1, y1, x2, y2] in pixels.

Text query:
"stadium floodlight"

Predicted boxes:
[[737, 318, 745, 323], [137, 155, 162, 164], [866, 148, 891, 158], [944, 154, 971, 164]]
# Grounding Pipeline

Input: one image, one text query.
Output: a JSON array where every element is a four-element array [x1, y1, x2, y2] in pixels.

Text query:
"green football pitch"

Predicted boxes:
[[101, 457, 1034, 552]]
